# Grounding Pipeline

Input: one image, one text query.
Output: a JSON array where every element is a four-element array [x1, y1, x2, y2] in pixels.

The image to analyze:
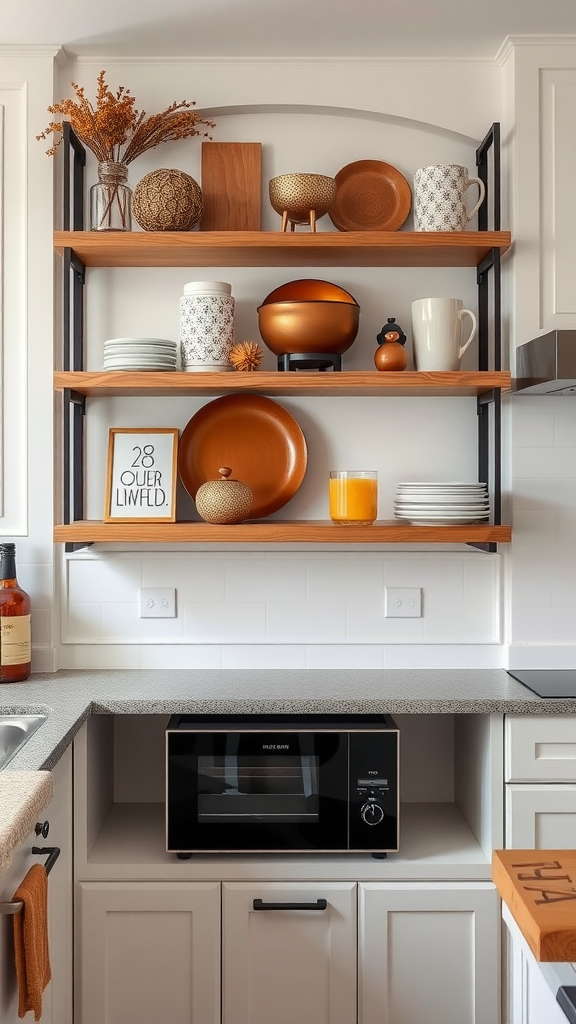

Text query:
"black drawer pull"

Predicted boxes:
[[35, 821, 49, 839], [253, 898, 327, 911]]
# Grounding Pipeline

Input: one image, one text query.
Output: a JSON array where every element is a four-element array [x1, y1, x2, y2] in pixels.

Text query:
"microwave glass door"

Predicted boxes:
[[197, 749, 319, 824], [167, 729, 348, 852]]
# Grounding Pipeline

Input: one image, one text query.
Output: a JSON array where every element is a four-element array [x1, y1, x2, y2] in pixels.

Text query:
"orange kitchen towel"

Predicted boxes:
[[12, 864, 51, 1021]]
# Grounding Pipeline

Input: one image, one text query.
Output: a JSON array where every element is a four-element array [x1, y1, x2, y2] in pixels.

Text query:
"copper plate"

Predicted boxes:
[[178, 394, 307, 519], [329, 160, 412, 232]]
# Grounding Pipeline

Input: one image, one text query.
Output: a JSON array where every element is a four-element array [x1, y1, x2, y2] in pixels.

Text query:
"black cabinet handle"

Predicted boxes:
[[35, 821, 49, 839], [31, 846, 60, 875], [253, 898, 327, 911]]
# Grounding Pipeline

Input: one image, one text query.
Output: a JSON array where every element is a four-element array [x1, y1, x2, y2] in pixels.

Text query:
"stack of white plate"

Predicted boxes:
[[103, 337, 178, 371], [394, 482, 490, 526]]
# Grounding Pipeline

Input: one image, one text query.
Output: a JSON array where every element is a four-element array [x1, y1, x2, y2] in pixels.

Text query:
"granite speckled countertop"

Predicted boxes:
[[1, 667, 575, 773]]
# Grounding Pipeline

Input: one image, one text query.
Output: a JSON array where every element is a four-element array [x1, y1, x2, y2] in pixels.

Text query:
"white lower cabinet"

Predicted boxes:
[[359, 882, 500, 1024], [0, 745, 72, 1024], [77, 881, 220, 1024], [222, 881, 357, 1024], [506, 784, 576, 848]]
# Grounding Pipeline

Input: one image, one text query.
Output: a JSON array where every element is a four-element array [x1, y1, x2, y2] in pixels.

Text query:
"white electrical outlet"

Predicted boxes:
[[384, 587, 422, 618], [139, 587, 177, 618]]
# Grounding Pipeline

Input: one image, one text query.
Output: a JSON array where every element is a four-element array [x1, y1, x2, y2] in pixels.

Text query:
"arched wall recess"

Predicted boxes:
[[195, 103, 480, 145]]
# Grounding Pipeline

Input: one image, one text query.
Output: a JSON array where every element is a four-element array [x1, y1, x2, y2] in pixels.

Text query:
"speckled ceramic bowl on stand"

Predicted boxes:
[[268, 173, 336, 231]]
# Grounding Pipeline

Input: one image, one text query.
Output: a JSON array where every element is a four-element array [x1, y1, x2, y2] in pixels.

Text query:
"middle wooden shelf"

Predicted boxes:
[[54, 370, 511, 398]]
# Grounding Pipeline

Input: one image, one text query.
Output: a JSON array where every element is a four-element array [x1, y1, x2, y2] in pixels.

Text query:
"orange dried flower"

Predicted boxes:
[[37, 70, 215, 163]]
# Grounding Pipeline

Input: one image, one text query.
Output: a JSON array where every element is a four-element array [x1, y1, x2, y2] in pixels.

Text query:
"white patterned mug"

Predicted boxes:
[[411, 297, 477, 371], [413, 164, 486, 232]]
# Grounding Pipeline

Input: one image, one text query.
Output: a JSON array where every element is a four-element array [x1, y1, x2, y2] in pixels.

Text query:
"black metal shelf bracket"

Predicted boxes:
[[62, 127, 91, 552], [469, 123, 504, 552]]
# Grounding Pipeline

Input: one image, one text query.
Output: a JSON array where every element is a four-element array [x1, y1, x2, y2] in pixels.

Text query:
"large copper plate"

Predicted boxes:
[[178, 394, 307, 519], [329, 160, 412, 232]]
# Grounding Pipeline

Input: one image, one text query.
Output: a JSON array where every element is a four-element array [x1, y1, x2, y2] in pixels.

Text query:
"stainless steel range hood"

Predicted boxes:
[[512, 329, 576, 395]]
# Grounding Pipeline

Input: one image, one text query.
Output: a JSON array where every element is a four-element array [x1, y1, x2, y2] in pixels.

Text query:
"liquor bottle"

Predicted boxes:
[[0, 543, 31, 682]]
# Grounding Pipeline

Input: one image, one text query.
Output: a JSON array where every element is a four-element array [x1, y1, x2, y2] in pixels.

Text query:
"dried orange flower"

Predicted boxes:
[[37, 70, 215, 163], [229, 340, 264, 372]]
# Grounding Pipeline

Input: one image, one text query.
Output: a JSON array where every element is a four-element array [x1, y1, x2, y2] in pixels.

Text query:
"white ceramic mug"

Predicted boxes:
[[411, 297, 477, 371], [413, 164, 486, 231]]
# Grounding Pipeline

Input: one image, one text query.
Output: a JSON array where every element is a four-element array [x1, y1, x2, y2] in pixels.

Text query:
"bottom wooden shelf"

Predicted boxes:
[[55, 519, 512, 545]]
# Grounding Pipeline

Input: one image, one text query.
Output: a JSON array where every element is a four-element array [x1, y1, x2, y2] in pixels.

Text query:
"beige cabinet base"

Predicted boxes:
[[76, 881, 220, 1024], [222, 881, 357, 1024], [359, 882, 500, 1024]]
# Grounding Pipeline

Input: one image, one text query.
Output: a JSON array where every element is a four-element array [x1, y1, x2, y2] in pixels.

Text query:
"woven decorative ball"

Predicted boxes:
[[131, 168, 203, 231], [195, 467, 253, 525]]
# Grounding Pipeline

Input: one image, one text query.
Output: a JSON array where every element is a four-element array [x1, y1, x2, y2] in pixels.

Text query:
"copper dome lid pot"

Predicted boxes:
[[257, 299, 360, 357]]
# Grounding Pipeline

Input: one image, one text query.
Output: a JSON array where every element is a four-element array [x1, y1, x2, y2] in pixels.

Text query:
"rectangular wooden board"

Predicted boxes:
[[200, 142, 262, 230], [493, 849, 576, 962]]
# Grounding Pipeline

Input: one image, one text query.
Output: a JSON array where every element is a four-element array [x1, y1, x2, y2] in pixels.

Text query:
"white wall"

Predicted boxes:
[[9, 46, 574, 672], [501, 41, 576, 668]]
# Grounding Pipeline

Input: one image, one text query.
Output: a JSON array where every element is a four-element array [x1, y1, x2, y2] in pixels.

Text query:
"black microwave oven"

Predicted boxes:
[[165, 713, 399, 856]]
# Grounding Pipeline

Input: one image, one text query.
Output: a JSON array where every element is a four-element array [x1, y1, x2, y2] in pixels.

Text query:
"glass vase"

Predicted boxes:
[[90, 162, 132, 231]]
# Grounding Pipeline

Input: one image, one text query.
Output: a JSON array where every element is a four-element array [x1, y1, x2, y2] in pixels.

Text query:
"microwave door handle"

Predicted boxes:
[[253, 899, 328, 911]]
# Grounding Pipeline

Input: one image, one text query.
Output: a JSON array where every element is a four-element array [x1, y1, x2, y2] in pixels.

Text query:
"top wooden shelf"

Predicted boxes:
[[53, 230, 512, 269]]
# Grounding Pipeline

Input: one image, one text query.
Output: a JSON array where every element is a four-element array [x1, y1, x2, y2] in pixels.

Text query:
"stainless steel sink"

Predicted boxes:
[[0, 714, 47, 770]]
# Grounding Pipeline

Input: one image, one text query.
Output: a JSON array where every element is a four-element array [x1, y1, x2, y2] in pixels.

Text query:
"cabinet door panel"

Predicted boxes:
[[506, 785, 576, 848], [77, 881, 220, 1024], [222, 881, 357, 1024], [505, 715, 576, 782], [359, 882, 499, 1024]]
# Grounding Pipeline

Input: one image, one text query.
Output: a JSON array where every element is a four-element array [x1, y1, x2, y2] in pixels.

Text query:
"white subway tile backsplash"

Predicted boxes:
[[226, 559, 306, 602], [513, 606, 576, 644], [511, 510, 559, 545], [101, 603, 184, 641], [463, 558, 499, 604], [143, 557, 226, 603], [59, 644, 142, 669], [512, 478, 576, 509], [30, 608, 50, 646], [513, 447, 576, 479], [345, 602, 386, 639], [221, 645, 307, 669], [305, 645, 384, 669], [384, 644, 504, 668], [65, 603, 103, 642], [306, 557, 384, 602], [68, 556, 142, 604], [381, 616, 426, 641], [424, 602, 498, 642], [183, 602, 266, 641], [266, 602, 346, 641], [139, 645, 222, 669], [557, 510, 576, 545], [554, 410, 576, 447], [16, 563, 53, 608], [512, 412, 555, 448]]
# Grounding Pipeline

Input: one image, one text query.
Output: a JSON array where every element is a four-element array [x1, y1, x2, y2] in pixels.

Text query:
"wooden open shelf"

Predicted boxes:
[[53, 230, 512, 269], [54, 520, 512, 545], [54, 370, 511, 398]]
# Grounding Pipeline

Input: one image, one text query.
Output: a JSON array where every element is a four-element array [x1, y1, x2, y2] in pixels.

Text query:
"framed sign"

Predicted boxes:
[[104, 428, 179, 522]]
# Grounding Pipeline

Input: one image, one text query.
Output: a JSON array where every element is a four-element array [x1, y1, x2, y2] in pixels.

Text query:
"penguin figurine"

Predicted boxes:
[[374, 317, 408, 372]]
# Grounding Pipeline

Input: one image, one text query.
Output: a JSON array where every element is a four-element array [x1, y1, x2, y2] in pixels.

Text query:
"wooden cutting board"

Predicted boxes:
[[493, 849, 576, 962], [200, 142, 262, 231]]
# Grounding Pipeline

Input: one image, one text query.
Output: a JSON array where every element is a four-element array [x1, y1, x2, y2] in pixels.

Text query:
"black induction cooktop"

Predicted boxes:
[[507, 669, 576, 698]]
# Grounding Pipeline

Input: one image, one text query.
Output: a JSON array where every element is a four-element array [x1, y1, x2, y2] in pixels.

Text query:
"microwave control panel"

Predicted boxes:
[[348, 730, 399, 851]]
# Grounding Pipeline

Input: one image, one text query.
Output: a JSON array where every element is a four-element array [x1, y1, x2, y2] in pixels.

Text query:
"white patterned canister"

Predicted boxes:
[[179, 281, 235, 371], [413, 164, 486, 231]]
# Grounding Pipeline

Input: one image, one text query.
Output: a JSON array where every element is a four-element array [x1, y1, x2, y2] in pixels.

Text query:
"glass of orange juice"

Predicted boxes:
[[329, 470, 378, 525]]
